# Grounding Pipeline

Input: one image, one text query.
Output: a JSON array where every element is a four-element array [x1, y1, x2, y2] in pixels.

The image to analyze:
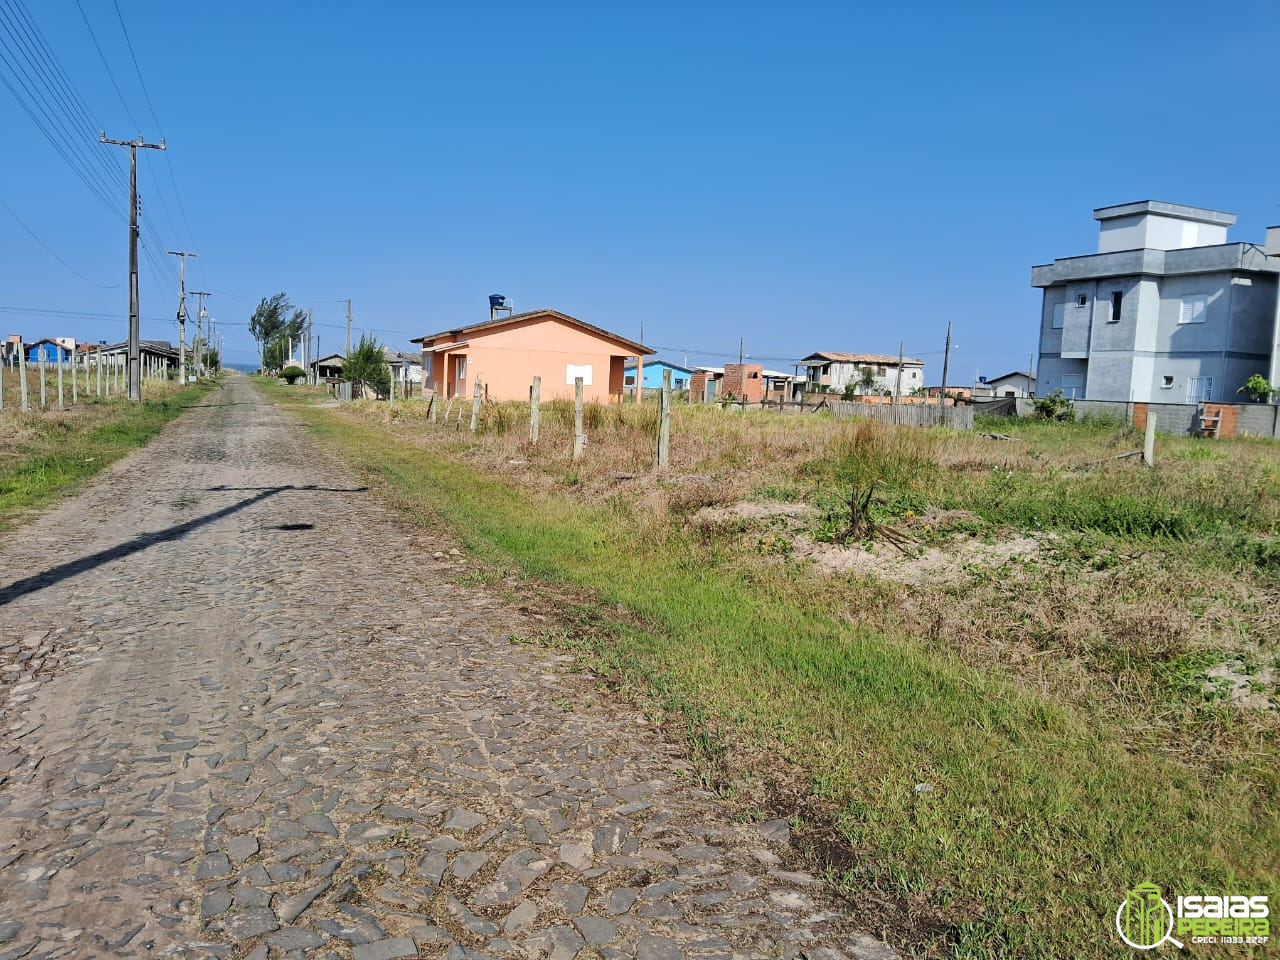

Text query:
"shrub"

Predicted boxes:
[[280, 365, 305, 385], [1033, 390, 1073, 421]]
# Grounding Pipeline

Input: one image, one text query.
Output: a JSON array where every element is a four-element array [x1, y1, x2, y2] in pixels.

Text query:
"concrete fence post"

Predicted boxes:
[[572, 376, 586, 460], [530, 376, 541, 445], [470, 378, 483, 432], [1143, 413, 1157, 467], [19, 348, 28, 412]]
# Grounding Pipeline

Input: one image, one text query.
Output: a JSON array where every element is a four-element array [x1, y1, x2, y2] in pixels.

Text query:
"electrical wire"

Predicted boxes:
[[0, 197, 120, 288]]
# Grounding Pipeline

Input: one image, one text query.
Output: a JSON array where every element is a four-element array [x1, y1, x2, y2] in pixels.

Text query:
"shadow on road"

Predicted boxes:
[[0, 484, 367, 606]]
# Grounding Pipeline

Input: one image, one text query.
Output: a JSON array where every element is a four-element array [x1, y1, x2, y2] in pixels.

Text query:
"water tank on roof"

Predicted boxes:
[[488, 294, 506, 309]]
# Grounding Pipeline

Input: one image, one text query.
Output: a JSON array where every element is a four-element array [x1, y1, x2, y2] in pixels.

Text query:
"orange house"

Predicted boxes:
[[411, 309, 653, 403]]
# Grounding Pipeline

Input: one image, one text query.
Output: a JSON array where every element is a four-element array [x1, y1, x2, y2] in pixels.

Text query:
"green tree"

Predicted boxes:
[[248, 292, 306, 372], [1237, 374, 1274, 403], [1033, 389, 1073, 421], [201, 345, 220, 372], [856, 366, 878, 395], [344, 333, 390, 397]]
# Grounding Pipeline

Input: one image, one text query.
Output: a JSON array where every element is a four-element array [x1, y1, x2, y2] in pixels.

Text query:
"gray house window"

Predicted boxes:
[[1161, 375, 1173, 389], [1051, 303, 1065, 329], [1179, 294, 1208, 324], [1076, 294, 1088, 307], [1109, 291, 1123, 323]]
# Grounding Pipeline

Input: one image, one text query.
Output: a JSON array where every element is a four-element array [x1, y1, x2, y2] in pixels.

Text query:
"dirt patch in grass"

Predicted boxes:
[[794, 533, 1044, 585]]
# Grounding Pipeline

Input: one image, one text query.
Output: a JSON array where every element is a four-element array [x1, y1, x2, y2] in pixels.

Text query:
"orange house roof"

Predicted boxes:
[[412, 309, 653, 356]]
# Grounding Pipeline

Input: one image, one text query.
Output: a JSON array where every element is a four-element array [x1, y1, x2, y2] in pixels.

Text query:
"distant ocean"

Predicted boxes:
[[223, 363, 259, 373]]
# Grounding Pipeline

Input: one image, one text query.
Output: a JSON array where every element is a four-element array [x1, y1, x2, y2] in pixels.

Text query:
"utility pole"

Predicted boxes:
[[101, 132, 165, 402], [739, 337, 744, 367], [940, 320, 952, 404], [167, 250, 198, 383], [191, 291, 211, 377], [306, 309, 313, 383], [893, 341, 905, 403], [346, 299, 352, 356]]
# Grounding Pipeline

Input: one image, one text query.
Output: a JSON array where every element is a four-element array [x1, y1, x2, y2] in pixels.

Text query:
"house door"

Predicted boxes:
[[452, 355, 467, 398], [1187, 377, 1213, 404]]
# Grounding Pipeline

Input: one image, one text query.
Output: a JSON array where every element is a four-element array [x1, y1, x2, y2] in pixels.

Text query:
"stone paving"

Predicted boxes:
[[0, 375, 896, 960]]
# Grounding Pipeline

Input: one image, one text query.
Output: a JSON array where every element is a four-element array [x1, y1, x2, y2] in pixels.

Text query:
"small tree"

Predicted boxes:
[[856, 367, 878, 395], [1237, 374, 1275, 403], [344, 334, 390, 397], [280, 365, 305, 385]]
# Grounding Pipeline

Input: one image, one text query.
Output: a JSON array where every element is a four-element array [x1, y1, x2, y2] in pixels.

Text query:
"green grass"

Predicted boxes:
[[0, 380, 217, 529], [282, 394, 1278, 960]]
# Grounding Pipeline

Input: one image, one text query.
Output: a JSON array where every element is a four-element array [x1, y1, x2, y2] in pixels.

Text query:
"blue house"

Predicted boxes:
[[26, 339, 73, 364], [622, 358, 693, 390]]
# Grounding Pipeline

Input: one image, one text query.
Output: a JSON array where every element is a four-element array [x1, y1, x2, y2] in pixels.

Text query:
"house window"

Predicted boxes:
[[675, 378, 687, 389], [1109, 291, 1123, 323], [1179, 294, 1208, 324], [624, 375, 635, 386], [1051, 303, 1065, 329], [1161, 375, 1174, 389], [1061, 373, 1084, 399], [1076, 294, 1088, 307]]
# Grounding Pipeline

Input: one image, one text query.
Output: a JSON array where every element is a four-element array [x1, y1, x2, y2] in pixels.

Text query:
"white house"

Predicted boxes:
[[983, 371, 1036, 398], [799, 351, 925, 397]]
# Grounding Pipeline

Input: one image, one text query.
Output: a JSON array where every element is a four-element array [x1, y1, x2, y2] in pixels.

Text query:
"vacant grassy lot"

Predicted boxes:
[[264, 378, 1278, 959], [0, 367, 217, 530]]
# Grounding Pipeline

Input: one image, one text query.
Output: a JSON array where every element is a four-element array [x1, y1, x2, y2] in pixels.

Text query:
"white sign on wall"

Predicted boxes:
[[566, 363, 593, 386]]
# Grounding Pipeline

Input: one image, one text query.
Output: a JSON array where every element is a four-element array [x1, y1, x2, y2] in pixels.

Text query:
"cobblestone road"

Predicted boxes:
[[0, 376, 895, 960]]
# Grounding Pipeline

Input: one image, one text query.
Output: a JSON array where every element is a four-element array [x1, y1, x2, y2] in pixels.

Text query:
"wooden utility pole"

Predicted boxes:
[[656, 368, 671, 469], [529, 375, 541, 444], [346, 299, 352, 357], [306, 309, 313, 383], [100, 133, 165, 402], [166, 250, 198, 383], [939, 321, 952, 405], [191, 291, 211, 378], [893, 341, 905, 403], [572, 377, 586, 460]]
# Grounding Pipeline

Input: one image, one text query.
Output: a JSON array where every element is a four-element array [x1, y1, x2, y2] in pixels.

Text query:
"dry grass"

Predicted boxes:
[[274, 382, 1279, 959]]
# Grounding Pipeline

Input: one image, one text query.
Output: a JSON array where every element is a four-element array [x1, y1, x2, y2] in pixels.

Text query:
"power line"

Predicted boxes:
[[71, 0, 141, 131], [0, 196, 119, 288]]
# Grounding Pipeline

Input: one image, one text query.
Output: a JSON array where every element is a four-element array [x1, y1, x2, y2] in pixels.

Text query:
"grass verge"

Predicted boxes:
[[266, 380, 1277, 959], [0, 378, 219, 530]]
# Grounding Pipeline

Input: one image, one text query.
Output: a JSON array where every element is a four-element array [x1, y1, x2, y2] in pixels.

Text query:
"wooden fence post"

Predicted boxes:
[[38, 356, 46, 408], [18, 348, 28, 412], [72, 352, 79, 404], [1143, 413, 1157, 467], [444, 395, 455, 423], [56, 352, 65, 409], [470, 379, 483, 432], [656, 368, 671, 469], [426, 393, 437, 423], [572, 376, 585, 460], [530, 375, 541, 444], [96, 350, 102, 397], [0, 353, 4, 411]]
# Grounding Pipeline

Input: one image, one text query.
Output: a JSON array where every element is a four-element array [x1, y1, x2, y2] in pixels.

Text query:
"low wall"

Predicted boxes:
[[983, 397, 1280, 438], [827, 400, 973, 429]]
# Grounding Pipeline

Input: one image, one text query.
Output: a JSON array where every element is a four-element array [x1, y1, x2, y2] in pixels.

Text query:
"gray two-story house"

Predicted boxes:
[[1032, 201, 1280, 403]]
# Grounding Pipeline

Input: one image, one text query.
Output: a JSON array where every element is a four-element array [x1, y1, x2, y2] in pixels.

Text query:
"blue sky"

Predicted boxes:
[[2, 0, 1278, 380]]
